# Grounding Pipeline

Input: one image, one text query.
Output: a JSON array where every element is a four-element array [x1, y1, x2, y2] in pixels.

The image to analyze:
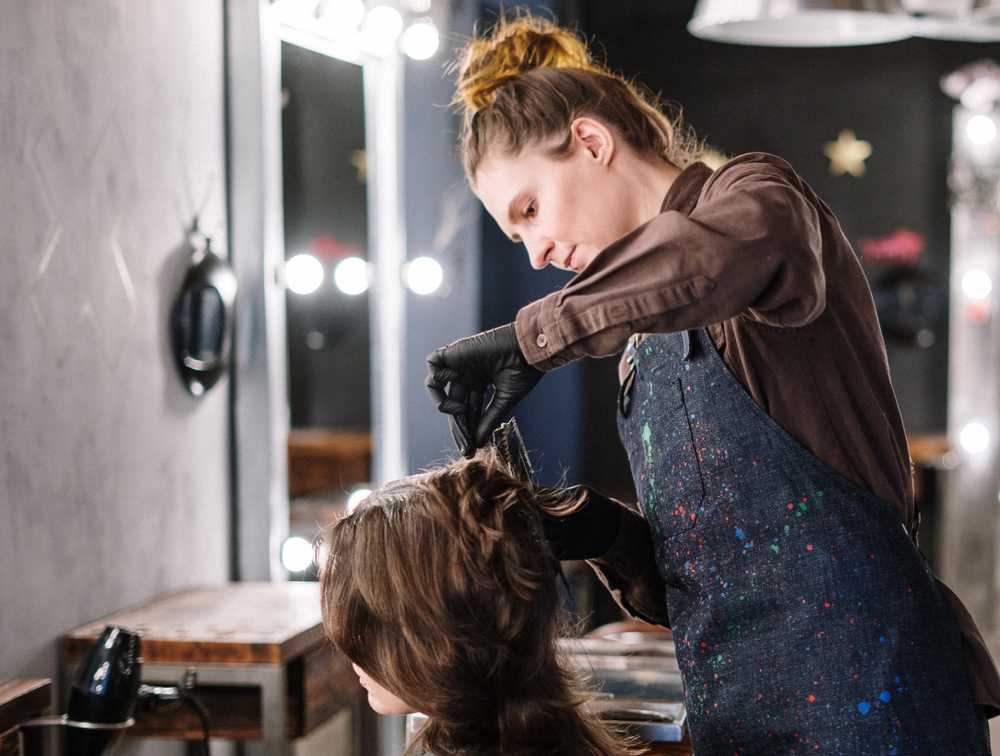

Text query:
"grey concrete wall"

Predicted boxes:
[[0, 1, 231, 753]]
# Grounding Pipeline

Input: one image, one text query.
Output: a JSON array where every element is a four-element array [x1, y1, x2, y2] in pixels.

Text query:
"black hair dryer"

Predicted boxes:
[[18, 625, 210, 755], [63, 625, 142, 755], [170, 223, 237, 397]]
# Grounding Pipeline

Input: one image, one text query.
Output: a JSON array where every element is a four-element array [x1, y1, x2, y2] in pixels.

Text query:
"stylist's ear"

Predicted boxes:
[[571, 117, 615, 166]]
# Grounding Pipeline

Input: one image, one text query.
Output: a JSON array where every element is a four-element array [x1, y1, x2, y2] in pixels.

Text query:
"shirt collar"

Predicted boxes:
[[660, 161, 713, 216]]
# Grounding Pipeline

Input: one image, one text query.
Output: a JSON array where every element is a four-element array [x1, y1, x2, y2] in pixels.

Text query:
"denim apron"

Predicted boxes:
[[616, 327, 989, 755]]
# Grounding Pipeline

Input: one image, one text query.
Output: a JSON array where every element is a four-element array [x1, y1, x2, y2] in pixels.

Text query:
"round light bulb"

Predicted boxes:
[[334, 256, 370, 295], [967, 114, 997, 146], [347, 487, 373, 513], [318, 0, 366, 30], [402, 19, 439, 60], [404, 255, 443, 295], [364, 5, 404, 44], [962, 269, 993, 300], [280, 0, 319, 24], [285, 254, 324, 295], [960, 422, 990, 454], [281, 536, 315, 573]]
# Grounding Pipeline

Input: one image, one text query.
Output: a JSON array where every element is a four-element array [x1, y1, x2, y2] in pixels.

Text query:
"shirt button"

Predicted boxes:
[[536, 333, 548, 348]]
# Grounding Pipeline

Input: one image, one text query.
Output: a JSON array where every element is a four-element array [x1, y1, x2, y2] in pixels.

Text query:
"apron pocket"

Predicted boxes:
[[624, 374, 707, 539]]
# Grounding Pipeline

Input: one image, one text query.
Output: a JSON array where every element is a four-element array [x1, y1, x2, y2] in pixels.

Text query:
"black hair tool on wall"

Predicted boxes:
[[170, 218, 237, 397], [19, 625, 212, 755]]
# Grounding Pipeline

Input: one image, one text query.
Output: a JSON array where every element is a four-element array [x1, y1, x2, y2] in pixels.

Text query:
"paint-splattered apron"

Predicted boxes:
[[616, 327, 989, 755]]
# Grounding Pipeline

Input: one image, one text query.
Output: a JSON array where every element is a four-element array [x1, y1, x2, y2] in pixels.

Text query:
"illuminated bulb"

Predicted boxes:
[[285, 254, 324, 295], [281, 536, 314, 573], [318, 0, 366, 31], [962, 269, 993, 300], [280, 0, 319, 24], [960, 422, 990, 454], [334, 256, 370, 295], [402, 18, 439, 60], [364, 5, 404, 44], [404, 255, 443, 294], [967, 114, 997, 145], [347, 488, 372, 513]]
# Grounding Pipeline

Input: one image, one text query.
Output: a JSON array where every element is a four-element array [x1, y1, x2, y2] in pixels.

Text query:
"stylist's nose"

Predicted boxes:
[[526, 236, 554, 270]]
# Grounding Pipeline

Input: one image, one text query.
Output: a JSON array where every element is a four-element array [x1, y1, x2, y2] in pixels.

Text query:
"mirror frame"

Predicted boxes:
[[226, 0, 408, 584], [279, 17, 409, 486]]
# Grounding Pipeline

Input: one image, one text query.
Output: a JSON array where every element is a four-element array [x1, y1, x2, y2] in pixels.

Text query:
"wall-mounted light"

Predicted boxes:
[[402, 18, 440, 60], [959, 421, 991, 454], [403, 255, 443, 295], [317, 0, 366, 31], [285, 253, 324, 295], [279, 0, 442, 61], [961, 268, 993, 300], [281, 536, 315, 573], [362, 5, 404, 52], [966, 114, 998, 146], [282, 0, 320, 25], [333, 255, 370, 295]]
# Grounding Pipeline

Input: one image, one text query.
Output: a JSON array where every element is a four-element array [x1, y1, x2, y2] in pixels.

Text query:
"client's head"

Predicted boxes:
[[318, 445, 637, 756]]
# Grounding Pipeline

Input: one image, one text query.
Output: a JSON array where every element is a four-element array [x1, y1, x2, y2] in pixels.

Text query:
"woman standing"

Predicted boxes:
[[425, 11, 1000, 754]]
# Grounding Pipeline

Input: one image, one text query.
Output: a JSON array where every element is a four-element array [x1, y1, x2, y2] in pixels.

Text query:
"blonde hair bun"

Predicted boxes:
[[450, 13, 603, 115]]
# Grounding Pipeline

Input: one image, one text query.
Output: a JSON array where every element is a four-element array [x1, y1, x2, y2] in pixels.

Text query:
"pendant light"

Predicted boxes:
[[908, 0, 1000, 42], [688, 0, 913, 47], [688, 0, 1000, 45]]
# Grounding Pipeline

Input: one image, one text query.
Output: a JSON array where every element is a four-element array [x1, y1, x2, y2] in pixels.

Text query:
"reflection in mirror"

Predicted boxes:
[[281, 41, 372, 578]]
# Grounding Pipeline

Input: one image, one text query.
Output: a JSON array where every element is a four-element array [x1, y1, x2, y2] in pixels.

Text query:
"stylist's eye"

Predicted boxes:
[[524, 202, 536, 218]]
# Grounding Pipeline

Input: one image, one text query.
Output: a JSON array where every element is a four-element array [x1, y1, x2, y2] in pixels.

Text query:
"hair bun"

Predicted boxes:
[[450, 14, 600, 115]]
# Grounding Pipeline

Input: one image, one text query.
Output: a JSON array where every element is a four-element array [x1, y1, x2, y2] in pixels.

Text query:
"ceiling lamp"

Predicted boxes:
[[688, 0, 914, 46], [908, 0, 1000, 42]]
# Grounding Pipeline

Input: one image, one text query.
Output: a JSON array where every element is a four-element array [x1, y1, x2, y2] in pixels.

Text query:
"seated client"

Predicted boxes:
[[317, 444, 641, 756]]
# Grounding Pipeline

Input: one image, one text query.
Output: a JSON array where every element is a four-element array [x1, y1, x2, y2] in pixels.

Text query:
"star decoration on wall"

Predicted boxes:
[[823, 130, 872, 177], [350, 149, 367, 184]]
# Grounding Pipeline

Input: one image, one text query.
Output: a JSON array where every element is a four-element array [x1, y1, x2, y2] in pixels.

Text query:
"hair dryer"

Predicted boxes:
[[63, 625, 141, 755]]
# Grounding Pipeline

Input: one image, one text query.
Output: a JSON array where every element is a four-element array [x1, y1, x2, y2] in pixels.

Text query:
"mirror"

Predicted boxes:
[[281, 42, 372, 574], [280, 39, 373, 577], [274, 9, 409, 585]]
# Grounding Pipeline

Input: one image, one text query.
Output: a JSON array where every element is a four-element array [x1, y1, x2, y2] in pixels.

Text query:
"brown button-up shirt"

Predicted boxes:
[[513, 151, 1000, 715]]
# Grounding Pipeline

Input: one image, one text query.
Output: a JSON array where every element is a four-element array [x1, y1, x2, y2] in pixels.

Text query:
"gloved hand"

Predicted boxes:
[[540, 485, 625, 561], [425, 323, 544, 458]]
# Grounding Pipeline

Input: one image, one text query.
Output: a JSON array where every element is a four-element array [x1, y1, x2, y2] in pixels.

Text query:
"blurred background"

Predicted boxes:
[[2, 0, 1000, 754]]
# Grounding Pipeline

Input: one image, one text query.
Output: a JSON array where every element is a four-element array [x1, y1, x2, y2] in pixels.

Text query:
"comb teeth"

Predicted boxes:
[[492, 418, 534, 483]]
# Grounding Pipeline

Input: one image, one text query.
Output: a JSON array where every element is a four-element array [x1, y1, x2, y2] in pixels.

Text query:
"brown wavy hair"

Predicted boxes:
[[318, 445, 640, 755], [447, 8, 703, 185]]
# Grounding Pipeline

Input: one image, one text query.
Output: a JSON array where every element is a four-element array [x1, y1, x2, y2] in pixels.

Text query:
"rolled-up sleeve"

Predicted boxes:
[[515, 153, 826, 371]]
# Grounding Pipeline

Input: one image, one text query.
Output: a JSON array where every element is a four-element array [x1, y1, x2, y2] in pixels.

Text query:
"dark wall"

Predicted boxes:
[[573, 2, 1000, 499], [478, 0, 586, 486]]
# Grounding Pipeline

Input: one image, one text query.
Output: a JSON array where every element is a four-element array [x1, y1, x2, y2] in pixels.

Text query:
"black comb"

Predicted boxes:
[[491, 418, 535, 483]]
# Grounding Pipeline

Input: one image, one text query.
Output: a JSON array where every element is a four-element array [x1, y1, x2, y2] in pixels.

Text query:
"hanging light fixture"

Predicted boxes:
[[688, 0, 914, 46], [908, 0, 1000, 42], [689, 0, 1000, 45]]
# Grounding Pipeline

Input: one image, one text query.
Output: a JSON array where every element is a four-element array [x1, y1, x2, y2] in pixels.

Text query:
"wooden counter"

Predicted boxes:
[[0, 679, 50, 756], [63, 583, 361, 755]]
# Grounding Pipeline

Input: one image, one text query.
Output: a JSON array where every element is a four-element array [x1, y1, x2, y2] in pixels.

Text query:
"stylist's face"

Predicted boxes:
[[351, 662, 417, 715], [474, 117, 639, 274]]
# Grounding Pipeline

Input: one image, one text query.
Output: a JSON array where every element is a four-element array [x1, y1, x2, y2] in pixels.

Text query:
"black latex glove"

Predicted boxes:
[[541, 485, 624, 561], [425, 323, 544, 458]]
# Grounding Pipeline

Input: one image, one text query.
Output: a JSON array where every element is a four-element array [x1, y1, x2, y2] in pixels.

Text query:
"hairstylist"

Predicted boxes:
[[424, 11, 1000, 755]]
